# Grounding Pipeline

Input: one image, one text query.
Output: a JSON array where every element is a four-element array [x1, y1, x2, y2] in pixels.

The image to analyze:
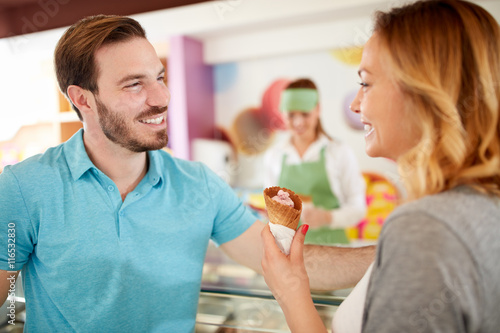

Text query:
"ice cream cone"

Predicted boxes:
[[263, 186, 302, 230]]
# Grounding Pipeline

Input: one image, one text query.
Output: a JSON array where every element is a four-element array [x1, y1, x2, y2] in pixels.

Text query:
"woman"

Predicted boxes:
[[264, 78, 366, 245], [261, 0, 500, 332]]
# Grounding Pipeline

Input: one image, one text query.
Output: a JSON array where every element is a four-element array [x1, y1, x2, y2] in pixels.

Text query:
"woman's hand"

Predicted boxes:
[[261, 224, 327, 332], [302, 204, 333, 228], [261, 224, 310, 305]]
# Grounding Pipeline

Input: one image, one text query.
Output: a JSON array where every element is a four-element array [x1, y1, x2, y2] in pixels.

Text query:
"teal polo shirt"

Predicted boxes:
[[0, 129, 256, 332]]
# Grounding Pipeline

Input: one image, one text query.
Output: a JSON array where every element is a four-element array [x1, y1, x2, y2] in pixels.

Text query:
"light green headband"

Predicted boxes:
[[280, 88, 319, 113]]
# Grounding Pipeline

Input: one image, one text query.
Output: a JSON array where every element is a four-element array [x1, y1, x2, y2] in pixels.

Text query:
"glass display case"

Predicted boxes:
[[196, 291, 340, 333], [195, 241, 348, 332]]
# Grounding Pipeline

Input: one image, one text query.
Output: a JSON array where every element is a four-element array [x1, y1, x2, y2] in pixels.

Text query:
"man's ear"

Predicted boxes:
[[67, 85, 94, 115]]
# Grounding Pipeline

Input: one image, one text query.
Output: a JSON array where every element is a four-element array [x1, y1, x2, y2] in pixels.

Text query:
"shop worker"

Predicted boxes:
[[264, 78, 366, 244], [0, 15, 268, 332]]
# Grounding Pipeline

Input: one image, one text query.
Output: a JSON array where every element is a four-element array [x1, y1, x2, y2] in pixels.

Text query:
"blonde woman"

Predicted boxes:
[[261, 0, 500, 332]]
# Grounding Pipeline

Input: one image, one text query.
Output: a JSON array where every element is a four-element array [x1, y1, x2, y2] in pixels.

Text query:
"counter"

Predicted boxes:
[[196, 241, 349, 332]]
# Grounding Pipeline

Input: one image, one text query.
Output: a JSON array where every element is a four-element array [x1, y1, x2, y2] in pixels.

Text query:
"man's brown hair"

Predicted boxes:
[[54, 15, 146, 120]]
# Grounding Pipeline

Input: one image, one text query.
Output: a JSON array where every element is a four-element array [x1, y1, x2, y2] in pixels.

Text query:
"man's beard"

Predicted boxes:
[[95, 97, 168, 153]]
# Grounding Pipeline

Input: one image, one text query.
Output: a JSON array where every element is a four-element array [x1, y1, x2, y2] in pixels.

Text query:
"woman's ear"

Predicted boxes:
[[67, 85, 94, 116]]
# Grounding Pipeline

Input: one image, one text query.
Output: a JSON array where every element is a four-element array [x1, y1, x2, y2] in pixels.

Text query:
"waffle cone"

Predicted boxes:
[[263, 186, 302, 230]]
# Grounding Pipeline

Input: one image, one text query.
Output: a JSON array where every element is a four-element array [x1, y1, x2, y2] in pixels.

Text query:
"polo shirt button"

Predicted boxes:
[[119, 211, 124, 216], [107, 185, 114, 191]]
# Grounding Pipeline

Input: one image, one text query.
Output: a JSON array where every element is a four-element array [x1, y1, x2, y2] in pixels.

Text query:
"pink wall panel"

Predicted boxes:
[[167, 35, 214, 160]]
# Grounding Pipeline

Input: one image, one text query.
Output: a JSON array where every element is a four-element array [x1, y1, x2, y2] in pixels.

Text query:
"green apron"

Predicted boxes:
[[278, 147, 349, 245]]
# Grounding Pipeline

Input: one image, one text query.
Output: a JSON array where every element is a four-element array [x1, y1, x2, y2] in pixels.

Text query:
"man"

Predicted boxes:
[[0, 15, 264, 332]]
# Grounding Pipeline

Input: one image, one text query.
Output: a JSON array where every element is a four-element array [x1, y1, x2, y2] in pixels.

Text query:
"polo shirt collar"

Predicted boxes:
[[146, 150, 163, 187], [63, 129, 163, 187], [64, 129, 96, 181]]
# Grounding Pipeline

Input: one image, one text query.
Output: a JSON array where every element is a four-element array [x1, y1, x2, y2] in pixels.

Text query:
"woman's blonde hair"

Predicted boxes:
[[374, 0, 500, 199]]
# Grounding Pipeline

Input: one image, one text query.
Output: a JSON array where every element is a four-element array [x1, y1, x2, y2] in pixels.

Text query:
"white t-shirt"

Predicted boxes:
[[332, 263, 374, 333]]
